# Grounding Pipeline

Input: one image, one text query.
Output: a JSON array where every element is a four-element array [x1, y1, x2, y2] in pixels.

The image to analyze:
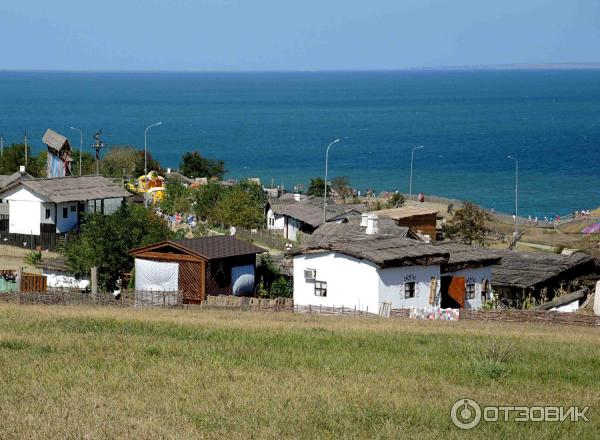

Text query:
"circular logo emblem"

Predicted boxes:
[[451, 398, 481, 430]]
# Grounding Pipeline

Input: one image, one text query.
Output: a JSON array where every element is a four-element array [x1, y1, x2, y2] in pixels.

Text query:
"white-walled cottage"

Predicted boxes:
[[291, 218, 500, 313], [0, 176, 130, 236], [266, 193, 365, 241]]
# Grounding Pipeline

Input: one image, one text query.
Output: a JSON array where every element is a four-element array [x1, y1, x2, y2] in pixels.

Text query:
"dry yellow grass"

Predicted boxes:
[[0, 304, 599, 439]]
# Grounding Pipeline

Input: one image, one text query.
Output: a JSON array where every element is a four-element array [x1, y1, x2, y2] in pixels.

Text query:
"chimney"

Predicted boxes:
[[19, 165, 25, 173], [366, 214, 378, 235], [360, 212, 368, 227], [294, 193, 301, 202]]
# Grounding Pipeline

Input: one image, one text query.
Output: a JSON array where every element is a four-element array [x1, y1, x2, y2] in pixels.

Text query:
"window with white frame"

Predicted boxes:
[[465, 282, 476, 300], [404, 281, 416, 299], [314, 280, 327, 297]]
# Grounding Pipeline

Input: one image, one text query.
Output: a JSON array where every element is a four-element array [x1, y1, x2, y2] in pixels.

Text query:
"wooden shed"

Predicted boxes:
[[371, 206, 439, 240], [129, 236, 266, 303]]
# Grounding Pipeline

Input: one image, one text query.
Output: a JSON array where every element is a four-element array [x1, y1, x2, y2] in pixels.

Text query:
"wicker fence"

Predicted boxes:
[[0, 289, 184, 308]]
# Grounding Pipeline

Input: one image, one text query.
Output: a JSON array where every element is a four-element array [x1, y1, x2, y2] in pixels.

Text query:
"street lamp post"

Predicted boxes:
[[507, 155, 519, 241], [323, 138, 341, 223], [409, 145, 424, 199], [70, 127, 83, 176], [144, 122, 162, 208]]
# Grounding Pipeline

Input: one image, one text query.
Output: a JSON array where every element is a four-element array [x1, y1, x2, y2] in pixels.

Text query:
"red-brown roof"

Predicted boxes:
[[130, 235, 266, 261], [175, 236, 265, 259]]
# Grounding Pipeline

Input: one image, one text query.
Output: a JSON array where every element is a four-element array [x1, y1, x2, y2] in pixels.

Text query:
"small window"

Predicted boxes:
[[466, 283, 476, 300], [70, 205, 76, 212], [62, 207, 68, 218], [404, 282, 416, 299], [314, 280, 327, 297], [45, 209, 51, 220]]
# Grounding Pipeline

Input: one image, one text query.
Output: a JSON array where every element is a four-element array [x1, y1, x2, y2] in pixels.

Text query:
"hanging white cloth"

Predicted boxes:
[[135, 258, 179, 291]]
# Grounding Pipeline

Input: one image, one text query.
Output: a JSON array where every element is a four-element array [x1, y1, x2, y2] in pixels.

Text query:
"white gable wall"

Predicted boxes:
[[378, 265, 441, 309], [444, 266, 492, 309], [293, 252, 380, 312], [3, 187, 44, 235]]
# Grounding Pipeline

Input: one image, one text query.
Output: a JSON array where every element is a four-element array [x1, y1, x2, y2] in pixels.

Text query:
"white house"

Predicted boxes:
[[291, 217, 500, 313], [0, 176, 130, 236], [266, 193, 365, 241]]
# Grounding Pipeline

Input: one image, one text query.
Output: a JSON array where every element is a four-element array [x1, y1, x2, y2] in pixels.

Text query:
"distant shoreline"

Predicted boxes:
[[2, 63, 600, 74]]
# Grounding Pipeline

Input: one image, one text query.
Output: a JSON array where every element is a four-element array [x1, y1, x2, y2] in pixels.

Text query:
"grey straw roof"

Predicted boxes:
[[432, 242, 502, 272], [42, 128, 70, 152], [291, 229, 449, 268], [269, 194, 365, 228], [491, 250, 597, 289], [0, 171, 32, 191], [0, 176, 131, 203]]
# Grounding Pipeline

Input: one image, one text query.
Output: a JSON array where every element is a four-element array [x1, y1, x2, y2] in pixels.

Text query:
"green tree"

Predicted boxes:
[[306, 177, 329, 197], [209, 181, 265, 229], [331, 176, 352, 197], [443, 202, 489, 245], [101, 146, 161, 178], [179, 151, 226, 179], [160, 182, 191, 215], [62, 204, 171, 290], [0, 144, 46, 176], [386, 192, 405, 208], [71, 150, 97, 176], [191, 182, 224, 220]]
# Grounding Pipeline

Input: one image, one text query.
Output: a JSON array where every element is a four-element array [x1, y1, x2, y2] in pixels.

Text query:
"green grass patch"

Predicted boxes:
[[0, 305, 598, 439]]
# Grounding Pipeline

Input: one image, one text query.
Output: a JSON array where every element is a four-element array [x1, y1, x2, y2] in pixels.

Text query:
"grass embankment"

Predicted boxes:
[[0, 305, 599, 439]]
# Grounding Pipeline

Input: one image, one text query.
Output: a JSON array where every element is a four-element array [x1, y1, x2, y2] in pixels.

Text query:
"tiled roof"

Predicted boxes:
[[175, 236, 266, 260]]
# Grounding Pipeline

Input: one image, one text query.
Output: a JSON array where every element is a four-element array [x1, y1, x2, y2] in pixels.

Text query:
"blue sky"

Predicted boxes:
[[1, 0, 599, 71]]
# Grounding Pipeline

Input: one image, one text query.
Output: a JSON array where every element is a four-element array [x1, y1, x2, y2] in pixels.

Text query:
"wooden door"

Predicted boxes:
[[440, 276, 465, 308], [178, 261, 204, 303]]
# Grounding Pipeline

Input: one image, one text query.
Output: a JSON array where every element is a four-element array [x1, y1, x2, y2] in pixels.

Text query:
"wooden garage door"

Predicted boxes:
[[178, 261, 204, 303]]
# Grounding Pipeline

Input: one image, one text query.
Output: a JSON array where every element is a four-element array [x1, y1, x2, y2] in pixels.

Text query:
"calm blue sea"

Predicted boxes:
[[1, 70, 599, 217]]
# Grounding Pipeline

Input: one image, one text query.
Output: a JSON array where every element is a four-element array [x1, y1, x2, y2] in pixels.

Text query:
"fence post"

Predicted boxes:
[[16, 267, 22, 292], [91, 266, 98, 298]]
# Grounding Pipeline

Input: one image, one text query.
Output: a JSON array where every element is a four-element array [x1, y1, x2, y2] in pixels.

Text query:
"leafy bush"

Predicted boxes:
[[25, 251, 42, 266]]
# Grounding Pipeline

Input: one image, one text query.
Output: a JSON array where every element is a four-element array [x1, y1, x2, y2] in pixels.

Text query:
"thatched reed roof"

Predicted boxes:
[[268, 194, 365, 228], [42, 129, 70, 152], [290, 229, 449, 268], [492, 250, 598, 289], [0, 176, 130, 203], [432, 242, 502, 272]]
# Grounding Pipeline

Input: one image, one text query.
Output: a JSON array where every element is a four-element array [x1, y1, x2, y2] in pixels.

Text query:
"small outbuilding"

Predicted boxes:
[[371, 206, 439, 241], [43, 128, 73, 177], [129, 236, 266, 303]]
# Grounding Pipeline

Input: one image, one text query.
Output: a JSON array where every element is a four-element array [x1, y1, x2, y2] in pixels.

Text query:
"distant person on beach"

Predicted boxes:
[[544, 216, 548, 224], [534, 216, 538, 225], [512, 213, 516, 223], [418, 192, 425, 203]]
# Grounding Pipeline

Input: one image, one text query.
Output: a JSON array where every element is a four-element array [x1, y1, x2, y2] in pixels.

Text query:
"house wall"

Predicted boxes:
[[266, 208, 286, 230], [56, 202, 79, 233], [293, 252, 380, 312], [444, 266, 492, 310], [285, 217, 302, 241], [378, 265, 441, 309], [3, 187, 43, 235]]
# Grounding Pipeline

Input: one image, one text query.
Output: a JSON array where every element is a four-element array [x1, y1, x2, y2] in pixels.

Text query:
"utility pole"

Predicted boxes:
[[409, 145, 424, 199], [92, 130, 104, 175], [0, 135, 4, 157]]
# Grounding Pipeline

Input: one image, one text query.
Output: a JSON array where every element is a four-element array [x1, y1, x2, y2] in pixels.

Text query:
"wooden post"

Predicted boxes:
[[16, 267, 23, 292], [91, 266, 98, 297]]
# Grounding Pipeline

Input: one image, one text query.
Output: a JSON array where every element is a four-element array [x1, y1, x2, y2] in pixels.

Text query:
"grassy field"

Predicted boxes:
[[0, 305, 599, 439]]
